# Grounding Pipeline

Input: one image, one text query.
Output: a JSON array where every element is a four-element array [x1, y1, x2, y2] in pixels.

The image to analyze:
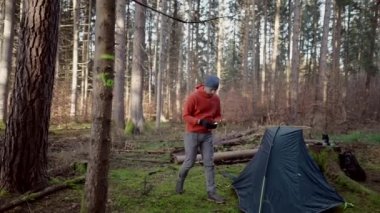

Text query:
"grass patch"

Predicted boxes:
[[364, 162, 380, 171], [0, 121, 5, 130], [49, 122, 91, 131], [108, 164, 244, 212], [332, 131, 380, 144], [0, 189, 9, 198]]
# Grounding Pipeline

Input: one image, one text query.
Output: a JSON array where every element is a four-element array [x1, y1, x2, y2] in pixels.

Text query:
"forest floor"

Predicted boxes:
[[1, 122, 380, 213]]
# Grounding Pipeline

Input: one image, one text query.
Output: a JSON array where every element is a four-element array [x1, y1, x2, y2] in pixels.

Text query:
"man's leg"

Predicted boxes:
[[201, 133, 224, 203], [176, 133, 198, 194], [200, 133, 216, 193]]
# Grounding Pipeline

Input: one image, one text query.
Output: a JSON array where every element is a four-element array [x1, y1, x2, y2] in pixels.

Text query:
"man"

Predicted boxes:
[[175, 75, 225, 204]]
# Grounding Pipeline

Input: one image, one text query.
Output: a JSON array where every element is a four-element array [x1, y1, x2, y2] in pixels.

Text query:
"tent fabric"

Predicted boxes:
[[232, 126, 344, 213]]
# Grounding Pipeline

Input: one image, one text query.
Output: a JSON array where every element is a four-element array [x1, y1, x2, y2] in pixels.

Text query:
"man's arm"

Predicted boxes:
[[183, 95, 199, 125]]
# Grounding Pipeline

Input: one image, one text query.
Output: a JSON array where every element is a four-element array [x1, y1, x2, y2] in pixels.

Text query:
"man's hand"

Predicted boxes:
[[199, 119, 218, 129]]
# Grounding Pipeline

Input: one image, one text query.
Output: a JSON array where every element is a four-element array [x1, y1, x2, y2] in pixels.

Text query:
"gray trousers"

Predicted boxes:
[[178, 132, 216, 193]]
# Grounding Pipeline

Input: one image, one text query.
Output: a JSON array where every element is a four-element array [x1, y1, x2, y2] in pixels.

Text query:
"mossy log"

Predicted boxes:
[[0, 176, 85, 212]]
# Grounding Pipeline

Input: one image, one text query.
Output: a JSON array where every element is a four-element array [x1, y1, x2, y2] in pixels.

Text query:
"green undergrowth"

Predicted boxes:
[[311, 149, 380, 213], [332, 131, 380, 144], [49, 122, 91, 131], [125, 120, 156, 135], [0, 121, 5, 131], [108, 164, 244, 213]]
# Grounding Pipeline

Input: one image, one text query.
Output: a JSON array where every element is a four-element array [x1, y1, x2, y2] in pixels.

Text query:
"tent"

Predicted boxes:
[[232, 126, 344, 213]]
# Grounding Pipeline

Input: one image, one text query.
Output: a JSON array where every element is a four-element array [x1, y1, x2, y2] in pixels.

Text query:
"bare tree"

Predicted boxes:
[[83, 0, 115, 211], [0, 0, 60, 193], [130, 0, 146, 133], [0, 0, 15, 122]]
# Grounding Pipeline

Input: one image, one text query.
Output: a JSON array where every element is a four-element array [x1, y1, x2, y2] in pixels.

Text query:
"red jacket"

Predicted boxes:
[[183, 84, 222, 133]]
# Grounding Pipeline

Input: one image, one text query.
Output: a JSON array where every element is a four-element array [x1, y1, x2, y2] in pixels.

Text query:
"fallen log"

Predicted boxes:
[[0, 176, 85, 212], [214, 128, 259, 145], [172, 149, 258, 164], [215, 134, 262, 146]]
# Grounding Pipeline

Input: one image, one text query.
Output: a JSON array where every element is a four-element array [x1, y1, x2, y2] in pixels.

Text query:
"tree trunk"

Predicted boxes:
[[130, 0, 146, 133], [156, 0, 168, 129], [0, 0, 60, 193], [286, 0, 292, 109], [317, 0, 332, 131], [261, 0, 268, 107], [155, 0, 168, 128], [83, 0, 115, 212], [79, 0, 88, 118], [290, 0, 301, 122], [176, 45, 183, 121], [70, 0, 80, 118], [112, 0, 126, 140], [216, 0, 224, 88], [271, 0, 281, 110], [342, 5, 352, 122], [254, 7, 261, 107], [192, 0, 201, 83], [168, 1, 181, 121], [83, 0, 94, 120], [0, 0, 15, 123], [240, 0, 251, 94], [330, 2, 343, 123], [361, 0, 379, 118]]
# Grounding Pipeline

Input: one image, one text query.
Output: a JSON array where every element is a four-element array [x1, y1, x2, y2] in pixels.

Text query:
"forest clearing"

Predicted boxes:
[[0, 0, 379, 212], [1, 122, 380, 212]]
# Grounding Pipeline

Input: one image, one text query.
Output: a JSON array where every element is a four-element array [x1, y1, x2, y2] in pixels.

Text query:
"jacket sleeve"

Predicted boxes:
[[183, 95, 199, 125]]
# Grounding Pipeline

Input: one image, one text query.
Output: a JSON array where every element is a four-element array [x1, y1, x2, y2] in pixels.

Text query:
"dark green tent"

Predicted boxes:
[[232, 126, 344, 213]]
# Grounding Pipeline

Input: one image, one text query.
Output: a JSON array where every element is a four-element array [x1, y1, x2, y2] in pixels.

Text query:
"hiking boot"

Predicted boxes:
[[207, 192, 225, 204], [175, 179, 184, 194]]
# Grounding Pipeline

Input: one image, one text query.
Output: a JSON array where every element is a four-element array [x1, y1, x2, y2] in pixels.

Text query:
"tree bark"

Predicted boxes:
[[330, 2, 343, 123], [317, 0, 332, 131], [0, 0, 15, 123], [70, 0, 80, 118], [271, 0, 281, 110], [0, 0, 60, 193], [130, 0, 146, 133], [185, 0, 194, 94], [112, 0, 126, 140], [168, 1, 181, 121], [290, 0, 301, 121], [216, 0, 224, 89], [261, 0, 268, 107], [240, 0, 251, 94], [155, 0, 167, 128], [83, 0, 115, 212]]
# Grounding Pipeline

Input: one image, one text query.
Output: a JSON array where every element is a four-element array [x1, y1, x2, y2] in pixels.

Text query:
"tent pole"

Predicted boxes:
[[258, 127, 281, 213], [258, 176, 266, 212]]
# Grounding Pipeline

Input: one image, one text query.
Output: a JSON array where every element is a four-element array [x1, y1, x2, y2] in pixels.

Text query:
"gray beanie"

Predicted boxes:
[[204, 75, 220, 90]]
